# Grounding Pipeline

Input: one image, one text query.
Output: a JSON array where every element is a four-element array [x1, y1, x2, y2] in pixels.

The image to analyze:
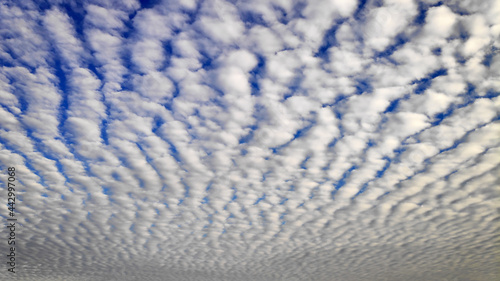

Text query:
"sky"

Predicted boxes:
[[0, 0, 499, 280]]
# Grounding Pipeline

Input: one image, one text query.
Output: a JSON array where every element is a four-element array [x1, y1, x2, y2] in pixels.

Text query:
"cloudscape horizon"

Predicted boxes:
[[0, 0, 499, 280]]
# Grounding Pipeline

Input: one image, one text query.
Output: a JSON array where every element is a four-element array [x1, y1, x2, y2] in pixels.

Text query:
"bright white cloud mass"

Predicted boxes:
[[0, 0, 499, 280]]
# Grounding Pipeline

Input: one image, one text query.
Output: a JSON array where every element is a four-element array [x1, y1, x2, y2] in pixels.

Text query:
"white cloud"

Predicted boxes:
[[85, 4, 128, 30], [195, 0, 245, 44], [421, 5, 457, 39], [363, 0, 417, 51], [43, 8, 87, 68]]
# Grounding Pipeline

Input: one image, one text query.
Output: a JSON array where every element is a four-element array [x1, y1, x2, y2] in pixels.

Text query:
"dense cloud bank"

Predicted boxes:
[[0, 0, 499, 280]]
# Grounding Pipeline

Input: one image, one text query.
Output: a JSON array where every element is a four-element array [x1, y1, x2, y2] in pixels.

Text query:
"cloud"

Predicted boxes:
[[0, 0, 499, 280]]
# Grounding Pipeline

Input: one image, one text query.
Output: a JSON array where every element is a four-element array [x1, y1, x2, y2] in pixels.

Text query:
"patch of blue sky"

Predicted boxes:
[[99, 118, 110, 146], [230, 187, 237, 201], [437, 128, 477, 156], [356, 139, 379, 165], [431, 105, 457, 126], [463, 83, 498, 102], [14, 91, 29, 113], [332, 100, 348, 120], [309, 186, 319, 200], [52, 54, 70, 133], [279, 212, 287, 221], [160, 40, 173, 71], [253, 193, 266, 205], [162, 201, 170, 210], [282, 75, 305, 101], [55, 2, 86, 40], [383, 94, 411, 114], [201, 196, 209, 205], [483, 89, 500, 99], [279, 212, 288, 226], [0, 53, 15, 68], [102, 187, 112, 197], [454, 52, 467, 65], [239, 10, 268, 28], [300, 155, 311, 170], [204, 182, 213, 192], [352, 182, 369, 200], [164, 139, 183, 165], [376, 157, 392, 178], [333, 165, 357, 191], [260, 171, 271, 182], [271, 5, 289, 25], [279, 197, 288, 205], [412, 68, 447, 95], [315, 18, 347, 61], [135, 177, 145, 190], [374, 33, 409, 62], [457, 22, 470, 41], [238, 124, 258, 144], [249, 56, 265, 96], [335, 94, 349, 107], [413, 1, 430, 25], [198, 51, 215, 70], [290, 2, 308, 19], [352, 157, 392, 199], [377, 191, 391, 201], [354, 78, 373, 95], [85, 61, 106, 86], [443, 169, 459, 181], [367, 139, 377, 149], [180, 181, 190, 202], [390, 146, 407, 164], [432, 47, 442, 56], [482, 47, 497, 67], [326, 137, 339, 150], [111, 171, 121, 182], [353, 0, 369, 21], [270, 118, 317, 154], [259, 210, 266, 226]]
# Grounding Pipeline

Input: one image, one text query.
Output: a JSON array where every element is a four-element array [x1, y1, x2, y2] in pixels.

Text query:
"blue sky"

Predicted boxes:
[[0, 0, 499, 280]]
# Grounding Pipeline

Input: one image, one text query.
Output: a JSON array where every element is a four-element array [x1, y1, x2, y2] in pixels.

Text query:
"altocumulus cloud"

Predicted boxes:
[[0, 0, 499, 280]]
